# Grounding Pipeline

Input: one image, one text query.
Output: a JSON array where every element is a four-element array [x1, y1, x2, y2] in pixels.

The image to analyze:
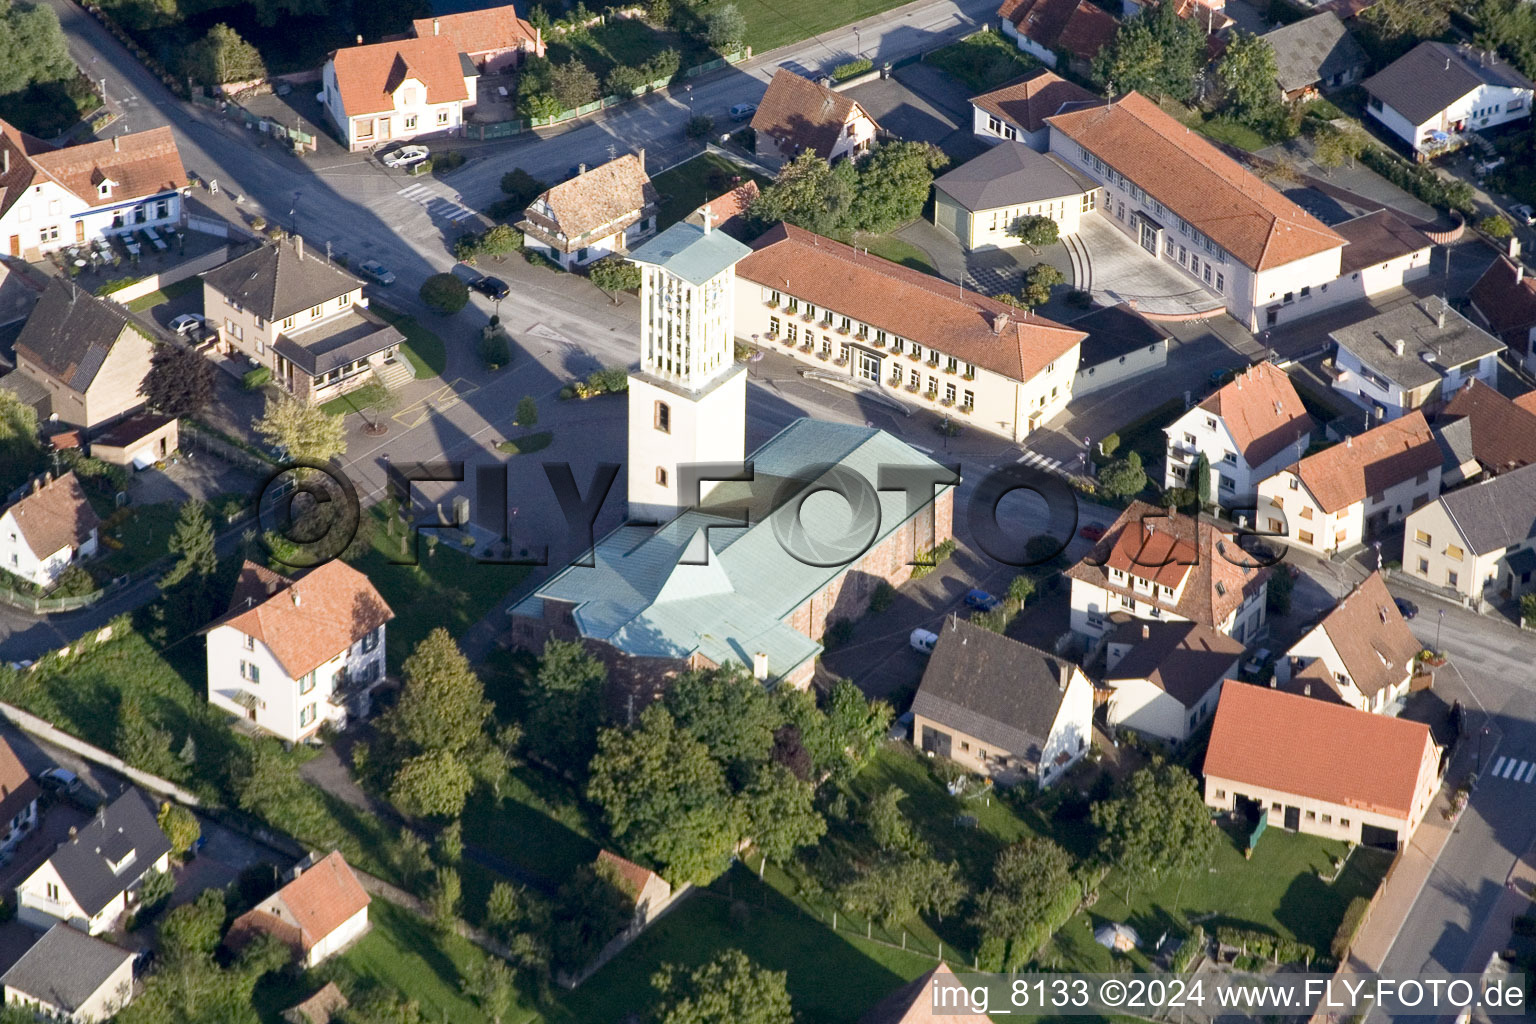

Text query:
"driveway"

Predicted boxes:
[[1073, 215, 1228, 316]]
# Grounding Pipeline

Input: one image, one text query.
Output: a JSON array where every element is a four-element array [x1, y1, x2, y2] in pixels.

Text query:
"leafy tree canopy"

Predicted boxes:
[[650, 949, 794, 1024], [1092, 758, 1217, 891], [140, 343, 215, 417]]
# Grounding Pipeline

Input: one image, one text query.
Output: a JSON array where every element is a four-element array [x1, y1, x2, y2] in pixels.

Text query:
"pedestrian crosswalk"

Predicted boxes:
[[396, 183, 478, 223], [1489, 756, 1536, 783], [1016, 449, 1072, 477]]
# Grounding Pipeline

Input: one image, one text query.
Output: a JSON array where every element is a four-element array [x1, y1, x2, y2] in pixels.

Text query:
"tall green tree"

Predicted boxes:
[[116, 694, 177, 778], [837, 853, 965, 928], [664, 666, 779, 785], [822, 679, 893, 779], [158, 888, 227, 963], [189, 23, 266, 86], [650, 949, 794, 1024], [1095, 0, 1206, 101], [1194, 451, 1212, 507], [162, 500, 218, 592], [140, 343, 215, 416], [0, 0, 74, 97], [1218, 31, 1282, 129], [749, 152, 857, 235], [254, 393, 346, 462], [233, 739, 303, 821], [744, 763, 824, 874], [705, 2, 747, 48], [551, 858, 633, 971], [0, 389, 42, 495], [523, 637, 607, 773], [549, 59, 599, 109], [976, 837, 1079, 969], [1092, 759, 1217, 895], [848, 141, 948, 233]]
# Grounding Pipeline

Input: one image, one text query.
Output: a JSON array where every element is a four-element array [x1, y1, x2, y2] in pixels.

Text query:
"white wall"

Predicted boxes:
[[16, 860, 87, 933], [206, 623, 385, 743], [322, 67, 472, 151], [626, 370, 747, 522], [1164, 405, 1308, 506], [0, 508, 98, 588], [1075, 337, 1167, 395], [971, 105, 1048, 152], [0, 177, 180, 261], [999, 19, 1060, 66], [1038, 670, 1094, 786], [305, 905, 369, 966], [1369, 82, 1533, 152]]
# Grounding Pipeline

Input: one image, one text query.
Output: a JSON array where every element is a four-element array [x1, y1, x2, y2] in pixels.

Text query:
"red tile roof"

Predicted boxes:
[[1047, 93, 1347, 270], [1204, 682, 1435, 817], [751, 70, 879, 161], [2, 472, 99, 562], [972, 70, 1101, 134], [739, 223, 1087, 382], [211, 560, 393, 679], [1286, 410, 1439, 513], [859, 963, 992, 1023], [231, 852, 370, 956], [1437, 378, 1536, 475], [596, 849, 660, 903], [1469, 255, 1536, 351], [998, 0, 1119, 62], [1303, 571, 1420, 701], [0, 119, 184, 218], [328, 36, 469, 118], [0, 736, 39, 830], [1515, 391, 1536, 416], [1199, 361, 1312, 468], [518, 153, 658, 253], [691, 179, 760, 237], [412, 6, 540, 56]]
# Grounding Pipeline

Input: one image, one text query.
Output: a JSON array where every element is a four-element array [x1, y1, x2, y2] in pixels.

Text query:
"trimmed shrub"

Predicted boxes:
[[1173, 926, 1206, 973], [420, 273, 469, 314], [832, 58, 874, 81], [433, 150, 467, 172], [242, 366, 271, 390], [1330, 896, 1372, 960], [1098, 433, 1120, 457], [479, 331, 511, 369], [869, 581, 896, 613]]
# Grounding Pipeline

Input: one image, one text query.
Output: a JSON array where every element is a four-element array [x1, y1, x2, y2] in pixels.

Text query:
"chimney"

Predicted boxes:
[[637, 147, 645, 171], [112, 136, 119, 152], [291, 587, 301, 607], [1393, 338, 1405, 355], [752, 652, 769, 680], [1437, 300, 1447, 329], [1270, 677, 1277, 687], [1518, 263, 1526, 284], [578, 163, 586, 175], [1346, 436, 1352, 447], [356, 34, 363, 44], [1141, 623, 1150, 639], [432, 16, 440, 33], [295, 234, 303, 261], [993, 311, 1010, 335], [265, 579, 278, 595], [1303, 684, 1312, 696], [68, 826, 77, 839]]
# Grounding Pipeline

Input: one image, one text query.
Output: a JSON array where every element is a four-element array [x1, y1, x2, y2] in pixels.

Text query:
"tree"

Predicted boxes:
[[140, 344, 214, 416], [551, 859, 633, 970], [588, 705, 746, 885], [0, 389, 42, 495], [1218, 31, 1282, 130], [515, 395, 539, 427], [427, 866, 462, 932], [138, 867, 175, 913], [391, 750, 476, 818], [1358, 0, 1452, 59], [1007, 574, 1035, 611], [486, 881, 529, 941], [749, 152, 856, 235], [1194, 451, 1212, 508], [744, 763, 825, 873], [254, 393, 346, 462], [465, 955, 517, 1024], [1010, 214, 1060, 248], [1266, 562, 1293, 615], [1480, 214, 1515, 239], [1095, 0, 1205, 101], [686, 114, 717, 139], [160, 499, 218, 607], [650, 949, 794, 1024], [976, 837, 1078, 969], [1093, 759, 1217, 895], [458, 223, 523, 262], [822, 680, 892, 779], [550, 59, 599, 110], [848, 141, 949, 233], [589, 255, 642, 297], [158, 802, 201, 857], [479, 330, 511, 370], [1098, 450, 1147, 498], [837, 853, 965, 928], [501, 168, 548, 207], [1311, 122, 1367, 170], [158, 888, 226, 963], [705, 2, 747, 48], [189, 23, 266, 86], [1020, 262, 1064, 309], [863, 786, 923, 855], [664, 666, 779, 785], [1523, 592, 1536, 628], [523, 637, 607, 773], [116, 695, 177, 779], [420, 273, 469, 314], [436, 818, 464, 865], [0, 0, 73, 97], [233, 739, 303, 821], [387, 630, 494, 758]]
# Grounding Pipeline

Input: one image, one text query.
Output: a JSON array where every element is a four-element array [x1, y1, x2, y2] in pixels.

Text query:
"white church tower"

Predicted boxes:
[[624, 216, 753, 522]]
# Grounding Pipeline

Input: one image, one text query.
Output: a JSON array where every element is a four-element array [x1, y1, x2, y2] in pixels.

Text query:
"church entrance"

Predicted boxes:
[[858, 350, 880, 383]]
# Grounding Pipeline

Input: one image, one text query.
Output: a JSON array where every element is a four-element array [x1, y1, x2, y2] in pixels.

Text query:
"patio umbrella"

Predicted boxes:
[[1094, 923, 1140, 952]]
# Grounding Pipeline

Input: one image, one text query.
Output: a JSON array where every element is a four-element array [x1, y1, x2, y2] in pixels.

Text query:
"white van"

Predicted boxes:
[[910, 628, 939, 654]]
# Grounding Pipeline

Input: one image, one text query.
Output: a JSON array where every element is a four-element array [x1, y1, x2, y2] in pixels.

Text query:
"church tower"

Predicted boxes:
[[624, 215, 753, 522]]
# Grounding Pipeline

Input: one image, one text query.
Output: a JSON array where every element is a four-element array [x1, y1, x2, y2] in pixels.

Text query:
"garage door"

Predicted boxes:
[[131, 447, 155, 469], [1360, 823, 1400, 850]]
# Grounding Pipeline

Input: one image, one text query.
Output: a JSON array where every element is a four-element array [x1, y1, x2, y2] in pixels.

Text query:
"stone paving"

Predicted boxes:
[[1073, 216, 1228, 317]]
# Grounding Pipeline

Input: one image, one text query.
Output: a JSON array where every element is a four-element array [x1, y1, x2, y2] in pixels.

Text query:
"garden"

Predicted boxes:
[[650, 151, 772, 231], [925, 29, 1041, 93]]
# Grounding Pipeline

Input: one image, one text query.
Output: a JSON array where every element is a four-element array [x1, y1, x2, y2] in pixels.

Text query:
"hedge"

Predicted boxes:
[[1330, 895, 1372, 960], [1216, 926, 1314, 966], [1172, 926, 1206, 973], [832, 58, 873, 81], [1357, 147, 1475, 215]]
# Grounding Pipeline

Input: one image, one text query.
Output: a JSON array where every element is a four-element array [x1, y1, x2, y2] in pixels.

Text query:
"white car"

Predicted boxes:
[[168, 313, 207, 335], [382, 145, 429, 169], [1242, 648, 1272, 675], [1511, 203, 1536, 227], [910, 628, 939, 654]]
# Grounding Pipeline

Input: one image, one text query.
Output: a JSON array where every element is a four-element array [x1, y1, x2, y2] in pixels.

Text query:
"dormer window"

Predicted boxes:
[[104, 847, 137, 875], [98, 181, 112, 198]]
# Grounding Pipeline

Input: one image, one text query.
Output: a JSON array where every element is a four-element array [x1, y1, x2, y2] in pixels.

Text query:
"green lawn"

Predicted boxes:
[[496, 431, 553, 455], [546, 19, 705, 82], [96, 502, 180, 576], [372, 306, 446, 379], [319, 381, 392, 417], [651, 152, 771, 231], [735, 0, 920, 53], [125, 276, 201, 312], [925, 29, 1040, 92], [461, 767, 601, 887], [1196, 117, 1270, 153]]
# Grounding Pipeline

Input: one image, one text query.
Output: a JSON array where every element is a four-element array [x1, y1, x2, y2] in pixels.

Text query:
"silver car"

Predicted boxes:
[[358, 259, 396, 286]]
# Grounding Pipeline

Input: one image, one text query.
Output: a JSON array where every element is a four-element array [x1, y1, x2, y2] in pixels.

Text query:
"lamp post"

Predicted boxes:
[[854, 26, 862, 56], [1478, 725, 1489, 774], [1436, 608, 1445, 652]]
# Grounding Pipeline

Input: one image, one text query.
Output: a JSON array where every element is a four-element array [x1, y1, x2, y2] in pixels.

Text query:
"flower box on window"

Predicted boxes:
[[817, 350, 830, 360], [959, 404, 974, 414], [940, 397, 955, 407], [836, 325, 850, 335], [943, 365, 956, 375], [783, 336, 797, 347], [927, 357, 940, 368], [962, 372, 976, 381], [764, 299, 779, 309], [833, 357, 848, 367], [872, 337, 886, 348], [908, 351, 923, 361], [905, 382, 920, 393], [799, 343, 814, 353], [801, 312, 815, 322], [925, 388, 938, 399]]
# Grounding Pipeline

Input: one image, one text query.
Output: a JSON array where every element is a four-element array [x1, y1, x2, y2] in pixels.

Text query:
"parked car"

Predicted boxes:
[[1511, 203, 1536, 227], [1242, 648, 1271, 675], [910, 628, 939, 654], [964, 589, 1001, 612], [1394, 597, 1418, 620], [1209, 368, 1237, 387], [381, 145, 429, 169], [470, 276, 509, 300], [37, 767, 79, 795], [729, 102, 757, 121], [168, 313, 207, 335], [358, 259, 396, 286], [1079, 522, 1106, 542]]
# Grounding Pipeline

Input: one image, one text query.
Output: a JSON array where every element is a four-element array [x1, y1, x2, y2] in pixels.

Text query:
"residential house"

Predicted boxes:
[[509, 419, 956, 711], [0, 119, 186, 262], [1364, 41, 1534, 158], [0, 737, 40, 856], [1329, 299, 1504, 421], [1468, 256, 1536, 372], [1071, 302, 1169, 395], [88, 411, 178, 469], [1256, 411, 1441, 554], [996, 0, 1119, 77], [859, 963, 994, 1023], [200, 236, 406, 404], [1163, 361, 1313, 505], [1067, 501, 1272, 644], [1, 923, 135, 1023], [518, 152, 659, 269], [1101, 618, 1244, 743], [226, 851, 370, 967], [1260, 13, 1366, 100], [1046, 93, 1349, 331], [321, 35, 478, 152], [688, 179, 760, 240], [1203, 682, 1439, 848], [0, 473, 100, 589], [749, 70, 881, 168], [734, 223, 1087, 441], [1331, 209, 1434, 305], [970, 69, 1099, 151], [1273, 571, 1420, 712], [9, 279, 153, 430], [596, 850, 673, 929], [204, 560, 393, 743], [931, 141, 1099, 250], [1402, 461, 1536, 610], [912, 618, 1094, 786], [15, 789, 172, 935], [410, 6, 544, 73], [1433, 379, 1536, 482]]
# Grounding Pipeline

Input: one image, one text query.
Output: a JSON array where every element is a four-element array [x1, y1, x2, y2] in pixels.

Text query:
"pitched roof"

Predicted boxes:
[[91, 411, 176, 450], [1104, 619, 1243, 707], [273, 306, 406, 377], [750, 70, 879, 160], [2, 472, 100, 560], [997, 0, 1119, 62], [1333, 300, 1506, 391], [1066, 502, 1272, 631], [1516, 391, 1536, 416], [1469, 256, 1536, 348], [14, 278, 146, 394], [0, 735, 40, 831], [200, 238, 362, 323], [327, 35, 470, 118], [1301, 571, 1420, 699], [596, 849, 662, 902], [273, 852, 370, 949], [971, 69, 1100, 134], [1, 923, 133, 1013], [1285, 411, 1439, 512], [1196, 361, 1313, 467], [517, 153, 658, 253], [29, 126, 186, 208], [412, 6, 539, 55], [1261, 13, 1366, 93], [1046, 93, 1347, 271], [1437, 379, 1536, 474], [913, 617, 1077, 763], [934, 140, 1097, 211], [859, 963, 993, 1023], [1363, 42, 1535, 126], [1433, 461, 1536, 554], [739, 223, 1086, 382], [41, 789, 171, 917], [209, 560, 394, 679], [1335, 209, 1433, 276], [629, 220, 752, 287], [1203, 682, 1435, 817], [689, 179, 760, 238], [283, 982, 349, 1024]]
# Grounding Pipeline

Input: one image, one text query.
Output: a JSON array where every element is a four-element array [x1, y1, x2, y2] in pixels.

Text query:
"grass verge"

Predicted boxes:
[[496, 431, 553, 455], [319, 381, 392, 418], [124, 276, 201, 312], [372, 306, 447, 379], [96, 502, 180, 576]]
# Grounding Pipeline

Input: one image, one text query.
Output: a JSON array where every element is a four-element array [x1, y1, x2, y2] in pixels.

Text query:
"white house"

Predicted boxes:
[[1163, 361, 1313, 506], [410, 6, 544, 73], [0, 473, 100, 589], [16, 789, 171, 935], [1363, 42, 1534, 158], [0, 119, 186, 262], [1102, 618, 1243, 743], [996, 0, 1119, 76], [0, 737, 40, 857], [912, 617, 1093, 786], [1273, 571, 1420, 713], [518, 153, 658, 269], [971, 69, 1100, 152], [204, 560, 393, 743], [2, 924, 135, 1023], [1402, 461, 1536, 611], [227, 851, 370, 967], [750, 69, 881, 168], [321, 35, 478, 152], [1256, 411, 1441, 555], [1329, 299, 1504, 421]]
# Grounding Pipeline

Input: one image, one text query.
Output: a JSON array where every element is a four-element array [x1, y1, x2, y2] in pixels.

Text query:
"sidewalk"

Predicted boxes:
[[1461, 838, 1536, 973]]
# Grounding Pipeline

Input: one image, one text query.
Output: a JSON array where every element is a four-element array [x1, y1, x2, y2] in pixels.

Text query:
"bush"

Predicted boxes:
[[515, 395, 538, 427], [1065, 289, 1093, 309], [583, 366, 629, 395], [1358, 147, 1475, 215], [50, 564, 97, 598], [970, 608, 1007, 632], [1173, 927, 1206, 973], [1098, 433, 1120, 457], [434, 150, 466, 172], [869, 581, 896, 613], [525, 249, 559, 271], [1480, 215, 1514, 239], [686, 114, 716, 139], [606, 64, 647, 94], [478, 330, 511, 369], [420, 273, 469, 314], [589, 255, 641, 294], [1330, 896, 1372, 960], [832, 58, 874, 81], [909, 537, 957, 580], [1522, 593, 1536, 627], [242, 367, 271, 390], [499, 168, 548, 209], [1267, 563, 1294, 615]]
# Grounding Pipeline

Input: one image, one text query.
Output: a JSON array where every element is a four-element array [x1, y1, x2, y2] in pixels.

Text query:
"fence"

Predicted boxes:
[[182, 418, 279, 473], [101, 244, 231, 303], [0, 582, 107, 614]]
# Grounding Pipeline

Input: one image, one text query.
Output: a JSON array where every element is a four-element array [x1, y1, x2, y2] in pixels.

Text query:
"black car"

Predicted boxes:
[[471, 277, 509, 300], [1394, 597, 1418, 620]]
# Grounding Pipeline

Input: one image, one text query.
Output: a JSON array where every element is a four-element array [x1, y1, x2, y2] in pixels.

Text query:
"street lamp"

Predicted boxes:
[[1436, 608, 1445, 652], [1478, 725, 1490, 774], [854, 26, 862, 56]]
